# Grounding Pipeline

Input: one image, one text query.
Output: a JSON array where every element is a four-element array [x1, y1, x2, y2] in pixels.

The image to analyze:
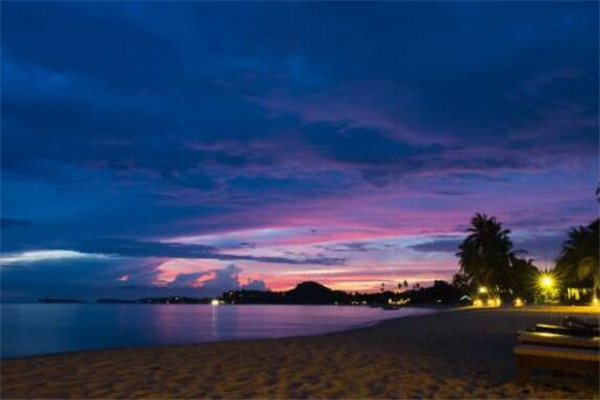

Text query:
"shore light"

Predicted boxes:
[[537, 272, 559, 300], [514, 298, 523, 308], [540, 274, 554, 289], [473, 299, 483, 307], [211, 299, 220, 306], [478, 286, 488, 294], [593, 297, 599, 307]]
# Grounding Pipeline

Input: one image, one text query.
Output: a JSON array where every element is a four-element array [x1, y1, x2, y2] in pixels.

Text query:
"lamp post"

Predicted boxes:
[[537, 272, 558, 303]]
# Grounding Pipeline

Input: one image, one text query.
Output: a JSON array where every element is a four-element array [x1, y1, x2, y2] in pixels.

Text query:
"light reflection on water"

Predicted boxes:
[[0, 304, 436, 358]]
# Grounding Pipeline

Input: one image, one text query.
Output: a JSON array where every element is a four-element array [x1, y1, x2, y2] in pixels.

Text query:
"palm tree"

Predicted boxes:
[[555, 219, 599, 297], [509, 255, 538, 301], [452, 272, 474, 293], [456, 213, 515, 295]]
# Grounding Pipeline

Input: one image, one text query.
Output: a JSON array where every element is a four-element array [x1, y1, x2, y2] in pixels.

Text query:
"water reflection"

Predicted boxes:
[[211, 304, 218, 338], [1, 304, 437, 358]]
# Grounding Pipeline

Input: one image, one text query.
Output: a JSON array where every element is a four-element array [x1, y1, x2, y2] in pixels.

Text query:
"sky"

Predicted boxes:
[[1, 1, 598, 301]]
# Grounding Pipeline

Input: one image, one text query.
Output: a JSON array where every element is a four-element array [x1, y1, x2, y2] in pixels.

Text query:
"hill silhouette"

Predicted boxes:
[[284, 281, 349, 304]]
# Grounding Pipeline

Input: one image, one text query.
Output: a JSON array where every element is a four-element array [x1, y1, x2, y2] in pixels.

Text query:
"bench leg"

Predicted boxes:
[[518, 363, 530, 385]]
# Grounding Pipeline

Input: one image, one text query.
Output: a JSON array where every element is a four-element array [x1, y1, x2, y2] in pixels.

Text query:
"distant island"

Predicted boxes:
[[37, 280, 468, 306], [221, 280, 467, 305], [37, 298, 88, 304]]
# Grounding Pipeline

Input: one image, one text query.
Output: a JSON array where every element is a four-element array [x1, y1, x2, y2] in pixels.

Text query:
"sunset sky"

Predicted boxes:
[[1, 1, 598, 300]]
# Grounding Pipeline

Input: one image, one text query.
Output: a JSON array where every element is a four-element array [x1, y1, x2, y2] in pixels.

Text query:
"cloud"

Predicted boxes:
[[195, 264, 267, 293], [512, 233, 566, 261], [0, 1, 597, 300], [166, 271, 210, 288], [0, 255, 266, 300], [1, 238, 346, 267], [241, 278, 268, 291], [0, 250, 107, 265], [0, 255, 161, 301], [407, 232, 568, 262], [408, 239, 462, 254], [317, 242, 400, 253], [251, 81, 433, 145]]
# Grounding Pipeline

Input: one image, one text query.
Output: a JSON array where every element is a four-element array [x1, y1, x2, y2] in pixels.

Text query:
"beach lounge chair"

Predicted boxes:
[[534, 322, 599, 337], [515, 327, 600, 384]]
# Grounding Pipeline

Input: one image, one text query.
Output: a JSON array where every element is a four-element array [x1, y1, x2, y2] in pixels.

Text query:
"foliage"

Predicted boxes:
[[509, 255, 539, 301], [555, 218, 599, 298], [451, 272, 475, 293], [457, 213, 514, 293], [456, 213, 539, 300]]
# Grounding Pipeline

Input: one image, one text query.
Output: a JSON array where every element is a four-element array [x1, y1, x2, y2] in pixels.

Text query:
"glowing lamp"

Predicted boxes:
[[593, 297, 599, 307], [478, 286, 488, 294], [211, 299, 220, 306], [540, 275, 554, 289], [473, 299, 483, 307], [514, 298, 523, 307]]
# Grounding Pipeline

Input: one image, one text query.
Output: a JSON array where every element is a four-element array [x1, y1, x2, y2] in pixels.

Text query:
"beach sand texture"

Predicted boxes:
[[1, 308, 599, 399]]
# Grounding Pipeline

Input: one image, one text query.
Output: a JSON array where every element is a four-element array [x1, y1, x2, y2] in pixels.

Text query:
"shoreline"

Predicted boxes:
[[0, 305, 444, 361], [2, 307, 599, 399]]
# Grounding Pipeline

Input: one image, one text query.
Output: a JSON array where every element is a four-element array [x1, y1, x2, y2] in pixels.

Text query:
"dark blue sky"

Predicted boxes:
[[1, 1, 598, 300]]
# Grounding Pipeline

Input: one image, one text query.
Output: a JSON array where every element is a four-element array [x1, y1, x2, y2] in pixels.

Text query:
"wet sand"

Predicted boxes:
[[1, 307, 599, 399]]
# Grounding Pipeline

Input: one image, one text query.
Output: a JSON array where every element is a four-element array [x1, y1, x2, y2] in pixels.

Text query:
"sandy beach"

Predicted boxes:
[[1, 307, 598, 399]]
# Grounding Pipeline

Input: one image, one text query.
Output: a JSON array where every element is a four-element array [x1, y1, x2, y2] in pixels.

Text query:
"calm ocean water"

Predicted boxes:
[[0, 304, 436, 358]]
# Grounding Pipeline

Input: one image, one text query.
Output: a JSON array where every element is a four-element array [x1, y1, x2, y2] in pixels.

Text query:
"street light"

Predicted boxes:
[[478, 286, 488, 294], [537, 272, 558, 301], [540, 275, 554, 289]]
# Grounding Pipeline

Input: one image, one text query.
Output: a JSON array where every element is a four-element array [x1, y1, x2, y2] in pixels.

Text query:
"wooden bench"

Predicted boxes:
[[515, 332, 600, 384]]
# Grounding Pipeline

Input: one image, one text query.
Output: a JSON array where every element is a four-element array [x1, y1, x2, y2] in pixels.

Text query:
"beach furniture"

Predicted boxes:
[[534, 323, 599, 337], [515, 330, 600, 384]]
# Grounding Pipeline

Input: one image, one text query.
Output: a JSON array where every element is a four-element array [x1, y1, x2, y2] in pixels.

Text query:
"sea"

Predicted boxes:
[[0, 303, 437, 358]]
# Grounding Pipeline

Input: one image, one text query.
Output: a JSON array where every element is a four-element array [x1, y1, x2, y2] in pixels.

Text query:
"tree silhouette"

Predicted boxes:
[[451, 272, 474, 292], [456, 213, 515, 294], [555, 218, 599, 296], [509, 255, 538, 301]]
